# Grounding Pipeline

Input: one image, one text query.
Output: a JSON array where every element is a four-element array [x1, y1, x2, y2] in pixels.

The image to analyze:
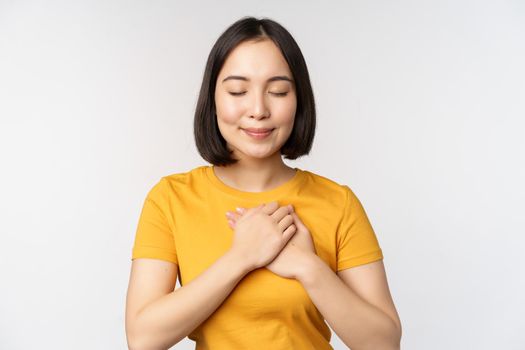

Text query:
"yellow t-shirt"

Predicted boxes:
[[131, 165, 383, 349]]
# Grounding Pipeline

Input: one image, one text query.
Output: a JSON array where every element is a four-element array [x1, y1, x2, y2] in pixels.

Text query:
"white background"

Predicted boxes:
[[1, 1, 524, 349]]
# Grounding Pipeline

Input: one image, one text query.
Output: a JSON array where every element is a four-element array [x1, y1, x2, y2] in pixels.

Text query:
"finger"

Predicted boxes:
[[271, 205, 293, 223], [231, 211, 242, 221], [261, 201, 279, 215], [290, 212, 305, 230], [281, 224, 297, 243], [278, 213, 294, 232], [225, 211, 242, 222], [235, 207, 247, 215]]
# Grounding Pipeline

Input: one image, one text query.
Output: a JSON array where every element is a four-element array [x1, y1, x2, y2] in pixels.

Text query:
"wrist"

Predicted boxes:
[[225, 249, 255, 275], [295, 251, 323, 285]]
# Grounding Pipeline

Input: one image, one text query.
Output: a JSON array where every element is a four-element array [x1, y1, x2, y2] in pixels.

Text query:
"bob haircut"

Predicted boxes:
[[194, 16, 316, 166]]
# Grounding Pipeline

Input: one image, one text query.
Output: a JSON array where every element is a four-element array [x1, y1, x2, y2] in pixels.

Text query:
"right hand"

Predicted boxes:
[[228, 201, 297, 271]]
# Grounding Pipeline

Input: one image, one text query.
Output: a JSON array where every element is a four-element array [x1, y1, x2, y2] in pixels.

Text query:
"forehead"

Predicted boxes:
[[218, 39, 292, 81]]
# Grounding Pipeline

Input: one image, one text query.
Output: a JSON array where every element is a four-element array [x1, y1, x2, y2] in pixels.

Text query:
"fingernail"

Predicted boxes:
[[235, 207, 243, 213], [288, 204, 294, 212], [225, 211, 233, 218]]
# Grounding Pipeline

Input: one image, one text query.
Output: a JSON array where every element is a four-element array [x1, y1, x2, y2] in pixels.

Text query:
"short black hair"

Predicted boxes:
[[193, 16, 316, 166]]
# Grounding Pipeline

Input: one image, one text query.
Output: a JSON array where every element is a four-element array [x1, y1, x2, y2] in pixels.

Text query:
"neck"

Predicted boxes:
[[213, 153, 296, 192]]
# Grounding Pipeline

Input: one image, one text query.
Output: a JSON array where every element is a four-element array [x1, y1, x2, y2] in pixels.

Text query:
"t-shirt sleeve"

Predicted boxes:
[[336, 185, 383, 271], [131, 178, 178, 265]]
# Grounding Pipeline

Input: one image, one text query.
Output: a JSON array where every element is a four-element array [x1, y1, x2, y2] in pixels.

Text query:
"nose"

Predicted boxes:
[[249, 92, 270, 120]]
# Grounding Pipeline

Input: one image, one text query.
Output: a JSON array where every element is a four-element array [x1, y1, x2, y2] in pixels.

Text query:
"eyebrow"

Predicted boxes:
[[221, 75, 294, 84]]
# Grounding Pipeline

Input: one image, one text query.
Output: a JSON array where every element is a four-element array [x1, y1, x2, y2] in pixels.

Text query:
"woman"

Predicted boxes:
[[125, 16, 402, 350]]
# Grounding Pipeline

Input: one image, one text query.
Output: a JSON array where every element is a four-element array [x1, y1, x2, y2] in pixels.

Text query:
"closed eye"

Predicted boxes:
[[228, 91, 289, 97]]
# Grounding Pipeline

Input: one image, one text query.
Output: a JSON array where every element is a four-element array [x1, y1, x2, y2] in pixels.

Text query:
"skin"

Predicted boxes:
[[213, 38, 298, 192], [227, 205, 317, 279]]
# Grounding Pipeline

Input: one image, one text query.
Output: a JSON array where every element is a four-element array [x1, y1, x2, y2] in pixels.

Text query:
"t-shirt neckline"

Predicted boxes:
[[204, 165, 305, 201]]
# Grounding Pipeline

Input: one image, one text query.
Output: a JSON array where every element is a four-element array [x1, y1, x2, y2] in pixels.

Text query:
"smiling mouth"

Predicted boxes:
[[242, 128, 275, 133], [242, 128, 274, 139]]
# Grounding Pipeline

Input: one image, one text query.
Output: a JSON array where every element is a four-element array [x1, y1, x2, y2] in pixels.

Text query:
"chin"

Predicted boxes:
[[246, 148, 282, 159]]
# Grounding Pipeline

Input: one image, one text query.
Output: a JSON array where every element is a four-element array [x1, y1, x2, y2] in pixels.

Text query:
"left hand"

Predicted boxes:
[[226, 205, 317, 280]]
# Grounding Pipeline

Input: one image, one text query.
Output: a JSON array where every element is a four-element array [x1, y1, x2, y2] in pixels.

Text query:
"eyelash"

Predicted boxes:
[[229, 92, 288, 97]]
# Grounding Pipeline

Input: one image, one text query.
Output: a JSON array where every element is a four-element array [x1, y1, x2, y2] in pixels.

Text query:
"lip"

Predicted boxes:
[[242, 127, 275, 133], [242, 127, 274, 139]]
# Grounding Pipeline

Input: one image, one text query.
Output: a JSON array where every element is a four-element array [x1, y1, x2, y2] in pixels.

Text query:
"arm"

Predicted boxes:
[[297, 253, 402, 350], [125, 251, 250, 350]]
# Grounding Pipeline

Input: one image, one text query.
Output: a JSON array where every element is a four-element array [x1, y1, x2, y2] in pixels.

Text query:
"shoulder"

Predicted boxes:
[[146, 165, 209, 200], [301, 169, 354, 205]]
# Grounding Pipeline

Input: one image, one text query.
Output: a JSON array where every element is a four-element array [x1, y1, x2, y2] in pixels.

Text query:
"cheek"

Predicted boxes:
[[275, 101, 297, 126], [215, 97, 243, 124], [219, 110, 240, 124]]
